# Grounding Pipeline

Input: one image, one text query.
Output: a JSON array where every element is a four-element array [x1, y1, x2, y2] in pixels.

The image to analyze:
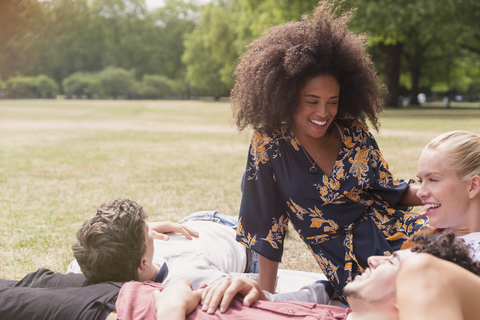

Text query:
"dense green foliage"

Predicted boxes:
[[0, 0, 197, 98], [0, 0, 479, 103], [4, 75, 59, 98], [344, 0, 480, 105], [61, 67, 182, 98]]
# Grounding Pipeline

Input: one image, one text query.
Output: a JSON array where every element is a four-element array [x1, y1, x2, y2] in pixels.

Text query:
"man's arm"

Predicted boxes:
[[397, 253, 480, 320], [149, 221, 199, 240]]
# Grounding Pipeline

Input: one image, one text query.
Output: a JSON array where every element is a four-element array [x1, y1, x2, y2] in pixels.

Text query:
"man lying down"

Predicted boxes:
[[68, 198, 255, 289], [0, 198, 328, 320], [1, 228, 479, 320], [67, 198, 333, 303]]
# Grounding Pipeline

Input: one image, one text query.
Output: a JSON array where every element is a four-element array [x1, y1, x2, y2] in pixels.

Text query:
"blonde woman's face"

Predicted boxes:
[[416, 149, 471, 233]]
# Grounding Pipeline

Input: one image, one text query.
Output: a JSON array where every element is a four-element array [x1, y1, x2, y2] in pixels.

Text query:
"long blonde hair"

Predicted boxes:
[[424, 130, 480, 181]]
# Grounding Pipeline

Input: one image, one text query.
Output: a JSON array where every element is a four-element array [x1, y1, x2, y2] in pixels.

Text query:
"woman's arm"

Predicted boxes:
[[398, 184, 423, 207], [201, 277, 268, 314], [258, 254, 279, 294]]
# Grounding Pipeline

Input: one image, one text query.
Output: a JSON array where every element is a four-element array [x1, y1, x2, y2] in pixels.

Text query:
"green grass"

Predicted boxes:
[[1, 99, 479, 279]]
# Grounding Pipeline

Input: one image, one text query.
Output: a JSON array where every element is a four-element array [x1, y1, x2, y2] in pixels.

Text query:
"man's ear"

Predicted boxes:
[[138, 257, 148, 272], [468, 175, 480, 199]]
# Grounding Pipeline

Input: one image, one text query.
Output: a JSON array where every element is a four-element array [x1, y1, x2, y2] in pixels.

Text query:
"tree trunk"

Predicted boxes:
[[379, 42, 403, 107], [409, 59, 421, 105]]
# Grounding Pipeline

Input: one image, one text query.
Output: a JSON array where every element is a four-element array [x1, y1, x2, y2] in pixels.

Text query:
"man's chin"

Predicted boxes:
[[342, 284, 357, 300]]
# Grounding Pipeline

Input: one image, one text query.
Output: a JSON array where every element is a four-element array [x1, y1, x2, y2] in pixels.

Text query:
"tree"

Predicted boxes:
[[346, 0, 477, 106], [35, 75, 59, 98], [147, 0, 199, 80], [0, 0, 48, 80], [183, 23, 230, 97], [62, 72, 102, 98], [182, 0, 319, 96], [6, 76, 37, 98], [182, 1, 237, 96], [5, 75, 58, 98], [41, 0, 97, 82], [456, 0, 480, 56], [89, 0, 150, 73], [98, 66, 136, 98], [136, 74, 181, 99]]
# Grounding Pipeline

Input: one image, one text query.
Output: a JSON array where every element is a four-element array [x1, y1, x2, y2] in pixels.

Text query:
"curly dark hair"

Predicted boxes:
[[72, 198, 148, 283], [231, 1, 385, 134], [410, 229, 480, 276]]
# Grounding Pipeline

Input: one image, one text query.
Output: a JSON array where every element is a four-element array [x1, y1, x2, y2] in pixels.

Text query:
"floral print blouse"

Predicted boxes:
[[236, 120, 428, 301]]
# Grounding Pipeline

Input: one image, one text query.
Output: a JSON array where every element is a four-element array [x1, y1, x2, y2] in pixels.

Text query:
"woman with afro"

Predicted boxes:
[[233, 1, 428, 303]]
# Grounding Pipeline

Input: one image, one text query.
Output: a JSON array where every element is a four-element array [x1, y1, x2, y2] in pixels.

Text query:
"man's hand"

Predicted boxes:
[[154, 281, 201, 320], [149, 221, 199, 241], [201, 277, 268, 314]]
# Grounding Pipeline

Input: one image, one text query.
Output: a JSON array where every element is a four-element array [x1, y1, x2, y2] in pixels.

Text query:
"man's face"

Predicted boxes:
[[343, 249, 414, 305]]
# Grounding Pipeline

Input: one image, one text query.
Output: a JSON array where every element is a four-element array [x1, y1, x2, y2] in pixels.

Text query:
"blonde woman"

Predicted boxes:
[[413, 130, 480, 260]]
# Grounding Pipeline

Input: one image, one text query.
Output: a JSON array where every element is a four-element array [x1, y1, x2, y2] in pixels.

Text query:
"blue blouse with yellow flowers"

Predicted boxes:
[[236, 120, 428, 301]]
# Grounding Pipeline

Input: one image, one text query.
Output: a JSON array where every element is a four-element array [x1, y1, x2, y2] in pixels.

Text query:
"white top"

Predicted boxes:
[[458, 232, 480, 262], [154, 221, 248, 288], [67, 220, 333, 302], [67, 221, 248, 289]]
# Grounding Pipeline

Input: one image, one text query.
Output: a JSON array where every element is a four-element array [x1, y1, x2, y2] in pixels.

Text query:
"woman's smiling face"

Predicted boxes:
[[292, 73, 340, 142], [416, 148, 472, 233]]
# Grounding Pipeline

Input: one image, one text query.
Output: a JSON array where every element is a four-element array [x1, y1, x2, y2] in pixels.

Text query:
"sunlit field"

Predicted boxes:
[[1, 99, 479, 279]]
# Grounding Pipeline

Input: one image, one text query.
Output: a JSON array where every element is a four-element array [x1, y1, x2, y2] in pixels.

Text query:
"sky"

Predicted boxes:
[[38, 0, 208, 11], [145, 0, 210, 10], [145, 0, 164, 10], [38, 0, 207, 11]]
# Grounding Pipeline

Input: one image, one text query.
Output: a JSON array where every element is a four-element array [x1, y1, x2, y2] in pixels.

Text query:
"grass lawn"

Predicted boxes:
[[1, 99, 479, 279]]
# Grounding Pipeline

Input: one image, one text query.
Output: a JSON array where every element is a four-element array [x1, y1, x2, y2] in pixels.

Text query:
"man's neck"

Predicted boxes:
[[347, 310, 397, 320], [151, 264, 161, 281], [346, 300, 398, 320]]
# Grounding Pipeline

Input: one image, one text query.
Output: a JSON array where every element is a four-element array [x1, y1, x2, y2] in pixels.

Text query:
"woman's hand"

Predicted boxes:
[[201, 277, 268, 314], [154, 281, 201, 320], [149, 221, 199, 241]]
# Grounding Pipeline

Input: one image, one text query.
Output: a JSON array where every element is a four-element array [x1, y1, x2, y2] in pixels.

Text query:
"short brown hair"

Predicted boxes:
[[72, 198, 148, 283]]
